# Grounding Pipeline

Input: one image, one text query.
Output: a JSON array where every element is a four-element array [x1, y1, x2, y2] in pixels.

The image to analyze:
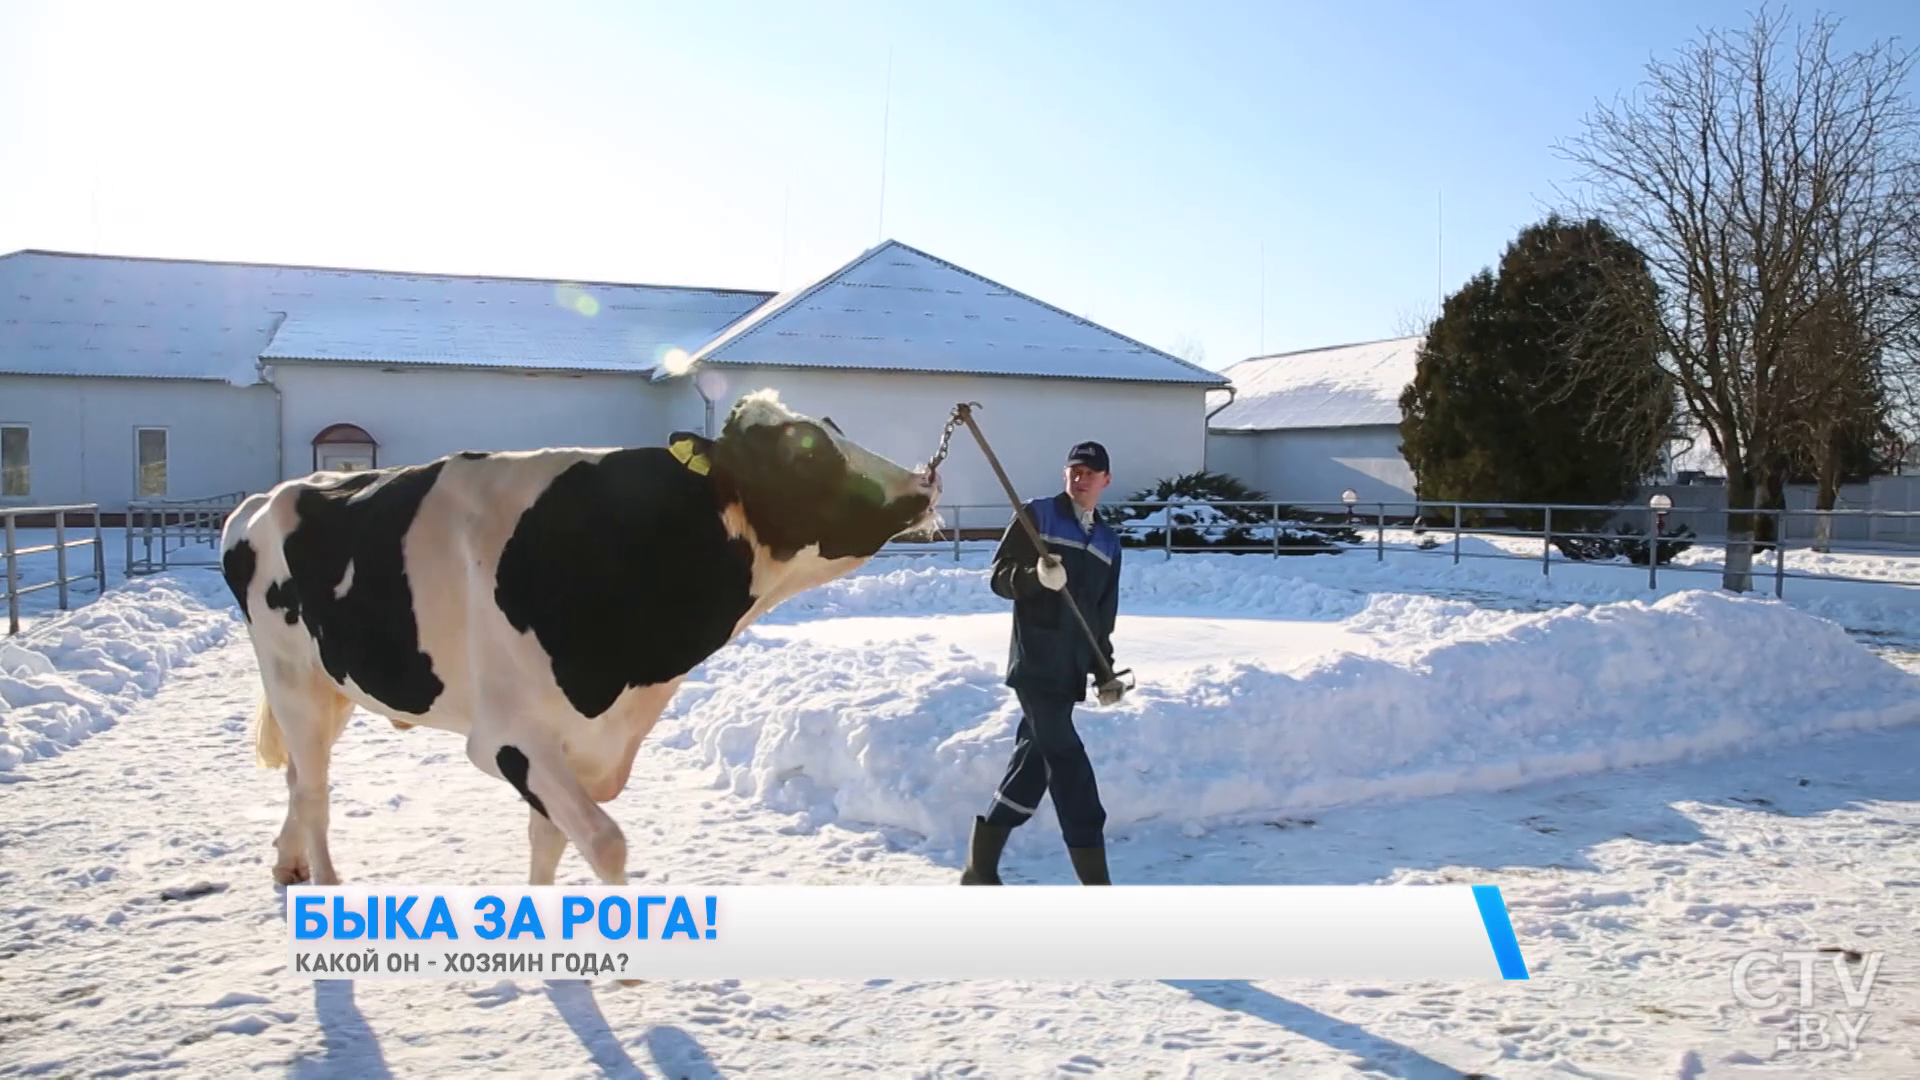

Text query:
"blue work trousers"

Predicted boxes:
[[984, 687, 1107, 848]]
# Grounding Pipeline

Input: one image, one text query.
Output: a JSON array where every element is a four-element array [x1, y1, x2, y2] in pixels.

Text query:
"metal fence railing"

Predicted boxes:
[[876, 497, 1920, 600], [2, 503, 108, 636], [125, 491, 250, 576]]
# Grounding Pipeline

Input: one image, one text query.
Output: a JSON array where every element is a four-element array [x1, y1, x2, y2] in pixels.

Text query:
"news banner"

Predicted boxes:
[[287, 884, 1531, 981]]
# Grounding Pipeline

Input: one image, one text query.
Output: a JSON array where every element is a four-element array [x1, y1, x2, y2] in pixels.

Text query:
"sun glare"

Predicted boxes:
[[659, 346, 696, 376], [554, 284, 600, 317]]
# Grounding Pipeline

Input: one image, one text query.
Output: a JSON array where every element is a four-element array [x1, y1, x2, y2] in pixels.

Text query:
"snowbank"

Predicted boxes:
[[0, 571, 235, 771], [663, 590, 1920, 850], [806, 537, 1920, 639]]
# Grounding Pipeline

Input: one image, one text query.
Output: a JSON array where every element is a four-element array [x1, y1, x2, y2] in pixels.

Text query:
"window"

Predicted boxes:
[[1, 425, 26, 497], [136, 427, 168, 498]]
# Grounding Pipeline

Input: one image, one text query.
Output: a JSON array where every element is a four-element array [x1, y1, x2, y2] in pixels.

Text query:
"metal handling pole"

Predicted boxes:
[[947, 404, 1131, 692]]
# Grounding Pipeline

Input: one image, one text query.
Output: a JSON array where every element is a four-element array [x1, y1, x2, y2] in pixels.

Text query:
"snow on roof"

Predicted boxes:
[[673, 240, 1227, 386], [260, 308, 734, 374], [0, 250, 771, 386], [1208, 335, 1422, 431]]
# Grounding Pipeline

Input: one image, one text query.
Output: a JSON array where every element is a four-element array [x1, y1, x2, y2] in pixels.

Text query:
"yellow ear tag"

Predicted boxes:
[[669, 437, 711, 475]]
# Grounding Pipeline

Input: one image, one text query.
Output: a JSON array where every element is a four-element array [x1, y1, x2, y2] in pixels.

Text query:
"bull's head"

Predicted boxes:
[[674, 390, 942, 562]]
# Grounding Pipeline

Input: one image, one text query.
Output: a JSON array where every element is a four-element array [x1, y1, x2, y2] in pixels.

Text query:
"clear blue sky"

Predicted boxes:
[[2, 0, 1914, 371]]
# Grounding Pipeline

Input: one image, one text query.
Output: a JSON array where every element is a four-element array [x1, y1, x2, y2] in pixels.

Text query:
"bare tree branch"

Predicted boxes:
[[1550, 4, 1920, 589]]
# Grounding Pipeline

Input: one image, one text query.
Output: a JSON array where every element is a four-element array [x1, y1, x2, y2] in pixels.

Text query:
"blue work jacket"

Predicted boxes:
[[989, 493, 1123, 701]]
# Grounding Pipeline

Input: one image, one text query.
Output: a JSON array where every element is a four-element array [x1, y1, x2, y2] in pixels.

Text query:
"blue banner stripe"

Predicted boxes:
[[1471, 885, 1529, 980]]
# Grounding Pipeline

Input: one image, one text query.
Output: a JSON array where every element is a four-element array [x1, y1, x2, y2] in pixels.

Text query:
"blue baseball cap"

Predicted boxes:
[[1066, 440, 1110, 473]]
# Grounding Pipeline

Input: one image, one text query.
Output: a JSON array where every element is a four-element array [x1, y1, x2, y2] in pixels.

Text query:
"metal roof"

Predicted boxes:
[[0, 249, 772, 385], [3, 243, 1228, 389], [1209, 335, 1422, 430], [260, 310, 736, 374], [673, 240, 1228, 386]]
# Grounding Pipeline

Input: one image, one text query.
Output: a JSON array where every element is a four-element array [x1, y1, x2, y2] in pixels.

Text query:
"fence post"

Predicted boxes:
[[1648, 505, 1659, 590], [1543, 506, 1552, 576], [93, 508, 105, 592], [55, 510, 69, 611], [1376, 504, 1385, 561], [5, 515, 17, 637], [1164, 507, 1173, 561], [1272, 502, 1280, 557], [1453, 503, 1461, 564], [1774, 509, 1787, 599], [952, 504, 962, 562]]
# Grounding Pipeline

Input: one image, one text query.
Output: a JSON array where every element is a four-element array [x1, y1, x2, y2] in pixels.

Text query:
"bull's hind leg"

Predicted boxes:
[[266, 669, 355, 886], [271, 757, 307, 885]]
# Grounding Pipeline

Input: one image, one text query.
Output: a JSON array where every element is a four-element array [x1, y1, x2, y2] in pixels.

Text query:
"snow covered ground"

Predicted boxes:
[[3, 534, 1920, 1076]]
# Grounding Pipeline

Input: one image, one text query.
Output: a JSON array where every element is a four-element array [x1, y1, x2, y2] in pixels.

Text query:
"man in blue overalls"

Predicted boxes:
[[961, 440, 1126, 886]]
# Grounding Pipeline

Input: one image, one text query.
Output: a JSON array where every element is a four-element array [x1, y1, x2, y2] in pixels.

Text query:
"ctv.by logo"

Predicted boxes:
[[1731, 949, 1883, 1052]]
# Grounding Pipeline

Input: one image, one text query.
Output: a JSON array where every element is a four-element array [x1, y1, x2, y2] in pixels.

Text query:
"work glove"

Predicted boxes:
[[1096, 677, 1127, 707], [1035, 553, 1067, 591]]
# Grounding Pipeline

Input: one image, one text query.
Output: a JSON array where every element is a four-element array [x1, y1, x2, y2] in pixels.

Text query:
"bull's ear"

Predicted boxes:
[[820, 415, 844, 436], [667, 431, 714, 475]]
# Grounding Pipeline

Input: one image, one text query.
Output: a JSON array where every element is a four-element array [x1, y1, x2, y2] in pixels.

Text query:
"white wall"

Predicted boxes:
[[1203, 429, 1259, 487], [269, 362, 668, 479], [1618, 478, 1920, 545], [0, 374, 278, 511], [678, 366, 1212, 518], [1870, 475, 1920, 544], [1205, 424, 1416, 509]]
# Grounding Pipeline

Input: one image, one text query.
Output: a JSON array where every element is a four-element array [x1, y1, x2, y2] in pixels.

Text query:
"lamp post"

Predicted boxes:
[[1648, 492, 1672, 588], [1341, 488, 1358, 527]]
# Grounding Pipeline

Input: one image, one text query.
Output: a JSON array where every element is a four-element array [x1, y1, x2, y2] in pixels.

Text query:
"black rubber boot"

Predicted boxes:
[[1068, 844, 1110, 885], [960, 816, 1011, 885]]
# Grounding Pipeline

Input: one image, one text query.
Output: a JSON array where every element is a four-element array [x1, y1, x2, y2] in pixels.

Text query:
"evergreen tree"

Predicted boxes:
[[1397, 215, 1673, 534]]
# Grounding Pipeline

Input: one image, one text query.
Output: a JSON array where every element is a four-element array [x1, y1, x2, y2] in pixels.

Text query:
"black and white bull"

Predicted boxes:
[[220, 390, 941, 887]]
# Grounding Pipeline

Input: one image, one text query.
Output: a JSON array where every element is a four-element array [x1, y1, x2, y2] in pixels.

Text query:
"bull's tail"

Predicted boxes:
[[253, 695, 289, 769]]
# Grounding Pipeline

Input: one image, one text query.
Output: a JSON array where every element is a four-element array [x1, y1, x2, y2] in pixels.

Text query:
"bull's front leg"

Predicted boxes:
[[464, 718, 629, 885], [528, 806, 567, 885]]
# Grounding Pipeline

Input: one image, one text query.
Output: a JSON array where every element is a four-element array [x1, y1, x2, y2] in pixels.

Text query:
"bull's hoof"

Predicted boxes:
[[273, 863, 310, 885], [390, 719, 414, 730], [586, 825, 629, 886], [615, 978, 644, 987]]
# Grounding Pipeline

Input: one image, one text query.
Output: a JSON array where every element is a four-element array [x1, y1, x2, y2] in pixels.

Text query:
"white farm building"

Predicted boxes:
[[0, 241, 1226, 535], [1205, 335, 1422, 511]]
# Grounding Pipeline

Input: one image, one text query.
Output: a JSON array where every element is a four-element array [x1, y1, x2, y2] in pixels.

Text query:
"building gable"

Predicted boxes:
[[676, 240, 1227, 386]]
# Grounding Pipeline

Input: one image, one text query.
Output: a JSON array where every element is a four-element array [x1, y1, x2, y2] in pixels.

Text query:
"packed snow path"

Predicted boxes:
[[4, 632, 1919, 1076]]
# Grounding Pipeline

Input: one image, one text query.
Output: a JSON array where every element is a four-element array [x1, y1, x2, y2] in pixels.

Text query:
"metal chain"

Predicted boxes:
[[924, 401, 981, 477]]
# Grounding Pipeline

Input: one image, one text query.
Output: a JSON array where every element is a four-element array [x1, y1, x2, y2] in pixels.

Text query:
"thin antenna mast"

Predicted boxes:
[[780, 184, 791, 288], [1259, 239, 1266, 354], [1436, 189, 1443, 309], [877, 47, 893, 244]]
